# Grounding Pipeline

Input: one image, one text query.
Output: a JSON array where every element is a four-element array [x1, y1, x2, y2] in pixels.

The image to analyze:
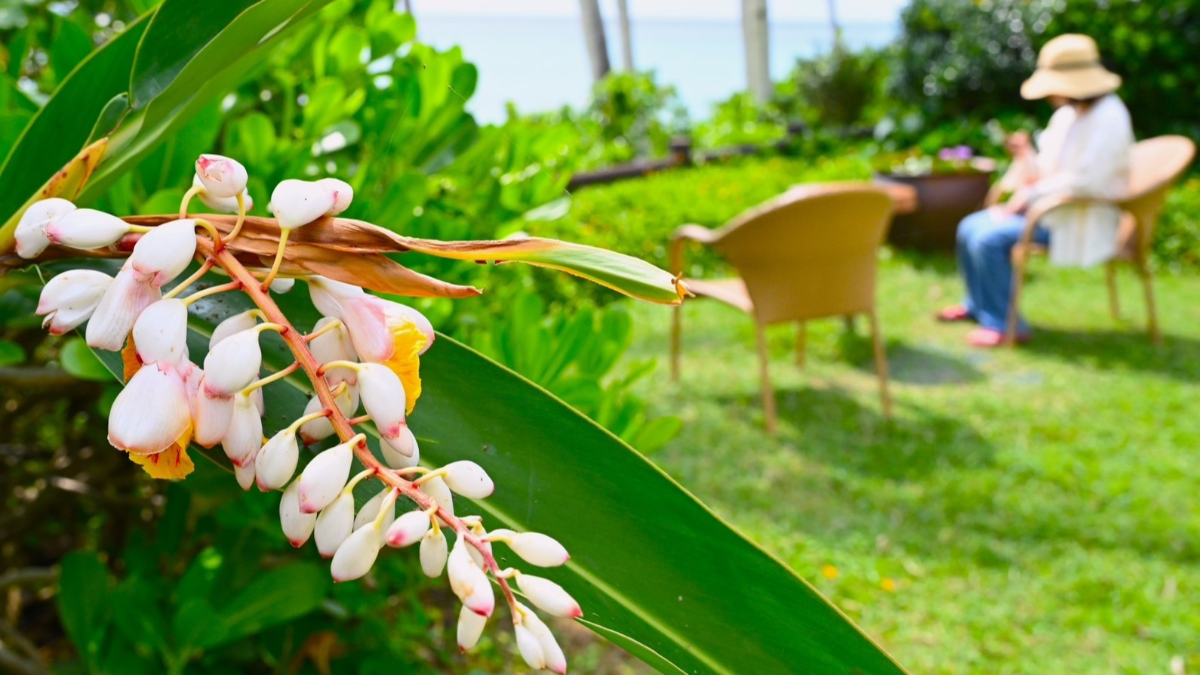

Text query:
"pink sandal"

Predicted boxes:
[[967, 327, 1030, 348], [936, 305, 973, 323]]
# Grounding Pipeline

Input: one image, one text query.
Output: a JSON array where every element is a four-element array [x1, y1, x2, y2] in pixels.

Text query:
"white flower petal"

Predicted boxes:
[[353, 488, 395, 532], [514, 623, 546, 670], [202, 329, 262, 396], [442, 461, 494, 499], [456, 603, 487, 652], [220, 392, 262, 466], [419, 528, 447, 577], [130, 219, 197, 288], [86, 262, 161, 351], [44, 208, 130, 250], [308, 316, 358, 387], [521, 606, 568, 674], [315, 492, 354, 558], [448, 536, 494, 617], [132, 299, 189, 365], [307, 276, 365, 318], [299, 385, 358, 445], [193, 175, 253, 213], [340, 296, 393, 363], [357, 363, 407, 442], [36, 270, 111, 335], [330, 521, 383, 582], [270, 179, 336, 229], [316, 178, 353, 215], [210, 310, 259, 348], [269, 278, 295, 294], [419, 475, 455, 526], [16, 198, 76, 258], [280, 480, 317, 547], [193, 384, 233, 448], [385, 510, 431, 548], [235, 461, 256, 491], [254, 429, 300, 491], [297, 441, 353, 514], [517, 574, 582, 619], [381, 301, 435, 355], [108, 362, 190, 455], [195, 154, 248, 198], [508, 532, 570, 568]]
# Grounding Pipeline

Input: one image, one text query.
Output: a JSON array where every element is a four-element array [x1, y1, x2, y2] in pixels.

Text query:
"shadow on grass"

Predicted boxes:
[[715, 385, 996, 480], [1025, 326, 1200, 381]]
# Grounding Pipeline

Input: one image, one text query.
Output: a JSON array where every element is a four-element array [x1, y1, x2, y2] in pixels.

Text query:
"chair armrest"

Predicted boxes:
[[1023, 194, 1115, 227], [669, 224, 718, 276]]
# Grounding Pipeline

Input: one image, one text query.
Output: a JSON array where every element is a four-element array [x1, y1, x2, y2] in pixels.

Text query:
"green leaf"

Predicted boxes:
[[58, 552, 111, 665], [110, 578, 169, 653], [51, 19, 95, 81], [86, 288, 904, 675], [208, 563, 329, 649], [0, 339, 26, 366], [60, 337, 113, 381]]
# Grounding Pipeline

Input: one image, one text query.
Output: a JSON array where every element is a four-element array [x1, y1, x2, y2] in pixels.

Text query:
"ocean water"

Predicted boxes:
[[416, 17, 896, 123]]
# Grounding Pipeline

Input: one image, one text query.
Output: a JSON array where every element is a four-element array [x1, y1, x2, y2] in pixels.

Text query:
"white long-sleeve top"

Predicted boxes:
[[1030, 94, 1134, 267]]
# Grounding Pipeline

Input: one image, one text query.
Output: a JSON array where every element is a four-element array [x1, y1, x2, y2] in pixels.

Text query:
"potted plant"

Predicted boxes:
[[874, 146, 996, 249]]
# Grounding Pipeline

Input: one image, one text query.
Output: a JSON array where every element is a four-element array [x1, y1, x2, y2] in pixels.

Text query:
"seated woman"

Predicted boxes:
[[939, 34, 1133, 347]]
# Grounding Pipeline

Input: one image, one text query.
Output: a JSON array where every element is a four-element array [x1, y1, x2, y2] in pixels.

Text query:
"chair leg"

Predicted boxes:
[[670, 305, 682, 381], [795, 321, 807, 367], [754, 320, 777, 435], [1138, 263, 1161, 345], [1005, 252, 1028, 347], [868, 309, 893, 419], [1105, 261, 1121, 322]]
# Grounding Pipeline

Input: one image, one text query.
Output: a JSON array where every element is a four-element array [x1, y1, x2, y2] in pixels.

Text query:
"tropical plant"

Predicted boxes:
[[0, 1, 911, 674]]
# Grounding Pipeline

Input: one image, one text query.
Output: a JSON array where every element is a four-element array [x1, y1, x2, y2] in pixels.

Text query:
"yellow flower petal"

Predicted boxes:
[[384, 322, 427, 415], [128, 425, 195, 480]]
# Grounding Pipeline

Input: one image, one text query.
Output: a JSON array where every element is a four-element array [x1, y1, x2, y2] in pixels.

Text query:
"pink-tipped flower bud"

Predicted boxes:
[[235, 461, 256, 491], [520, 605, 568, 674], [514, 623, 546, 671], [36, 269, 111, 335], [419, 528, 447, 577], [385, 510, 431, 548], [269, 278, 295, 294], [129, 219, 196, 287], [298, 385, 358, 445], [356, 363, 408, 443], [441, 461, 494, 499], [270, 179, 336, 229], [203, 329, 263, 396], [192, 384, 233, 448], [448, 536, 494, 617], [381, 426, 420, 469], [330, 522, 384, 582], [210, 310, 259, 347], [353, 488, 395, 531], [280, 480, 317, 547], [419, 475, 455, 526], [457, 604, 487, 653], [220, 391, 262, 466], [17, 198, 76, 258], [195, 154, 248, 199], [316, 178, 353, 215], [192, 175, 254, 213], [255, 428, 300, 491], [315, 492, 354, 558], [504, 532, 570, 568], [516, 574, 582, 619], [131, 299, 189, 365], [297, 440, 353, 513], [44, 208, 131, 250], [85, 261, 161, 351]]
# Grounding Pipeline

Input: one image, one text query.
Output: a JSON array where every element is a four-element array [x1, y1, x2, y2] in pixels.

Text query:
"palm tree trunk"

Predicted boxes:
[[741, 0, 771, 102], [579, 0, 612, 82], [616, 0, 634, 71], [826, 0, 841, 47]]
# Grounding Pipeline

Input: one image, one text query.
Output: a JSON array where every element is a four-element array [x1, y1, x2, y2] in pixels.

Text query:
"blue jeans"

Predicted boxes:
[[956, 209, 1050, 333]]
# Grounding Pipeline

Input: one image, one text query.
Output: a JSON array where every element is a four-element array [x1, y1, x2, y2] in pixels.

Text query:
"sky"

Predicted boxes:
[[416, 0, 907, 24]]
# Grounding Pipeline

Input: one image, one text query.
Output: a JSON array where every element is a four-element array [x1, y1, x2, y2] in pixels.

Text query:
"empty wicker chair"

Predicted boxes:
[[670, 183, 895, 433], [1006, 135, 1196, 345]]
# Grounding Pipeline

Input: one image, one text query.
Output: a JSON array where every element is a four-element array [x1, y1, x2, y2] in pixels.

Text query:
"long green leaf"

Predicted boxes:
[[85, 287, 906, 675]]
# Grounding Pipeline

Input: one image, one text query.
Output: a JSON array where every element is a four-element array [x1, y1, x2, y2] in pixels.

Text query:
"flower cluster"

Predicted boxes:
[[16, 154, 580, 672]]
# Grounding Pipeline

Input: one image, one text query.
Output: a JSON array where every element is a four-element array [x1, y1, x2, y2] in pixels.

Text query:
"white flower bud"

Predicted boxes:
[[132, 299, 189, 365], [385, 510, 431, 547], [280, 480, 317, 547], [220, 392, 262, 466], [316, 178, 353, 215], [457, 603, 487, 652], [380, 426, 419, 469], [309, 316, 358, 387], [129, 219, 197, 287], [298, 385, 358, 445], [210, 310, 259, 347], [517, 574, 582, 619], [297, 440, 353, 513], [521, 605, 568, 674], [16, 198, 75, 258], [44, 208, 130, 250], [419, 528, 447, 577], [107, 362, 190, 456], [448, 536, 494, 617], [203, 329, 262, 396], [331, 521, 384, 582], [235, 461, 256, 491], [270, 179, 336, 229], [269, 278, 295, 294], [255, 428, 300, 491], [514, 623, 546, 670], [36, 269, 111, 335], [353, 488, 395, 532], [195, 154, 248, 199], [506, 532, 570, 568], [86, 262, 161, 351], [441, 461, 494, 499], [419, 475, 454, 526], [315, 492, 354, 558], [192, 175, 253, 213], [356, 363, 407, 444], [192, 385, 233, 447]]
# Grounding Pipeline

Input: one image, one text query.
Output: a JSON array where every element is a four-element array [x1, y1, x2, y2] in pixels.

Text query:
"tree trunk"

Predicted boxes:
[[579, 0, 612, 82], [741, 0, 771, 103], [616, 0, 634, 71]]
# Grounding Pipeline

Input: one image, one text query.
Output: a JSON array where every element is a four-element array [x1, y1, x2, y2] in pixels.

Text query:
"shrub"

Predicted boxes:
[[791, 45, 884, 131]]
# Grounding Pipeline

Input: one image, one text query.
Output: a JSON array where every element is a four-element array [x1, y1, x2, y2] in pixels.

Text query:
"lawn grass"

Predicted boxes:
[[555, 158, 1200, 674]]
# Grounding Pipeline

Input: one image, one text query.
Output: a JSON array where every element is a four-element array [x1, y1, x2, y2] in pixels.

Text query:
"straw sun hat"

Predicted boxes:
[[1020, 34, 1122, 100]]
